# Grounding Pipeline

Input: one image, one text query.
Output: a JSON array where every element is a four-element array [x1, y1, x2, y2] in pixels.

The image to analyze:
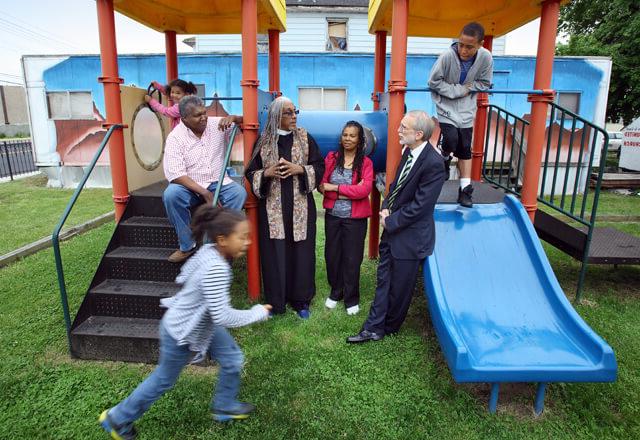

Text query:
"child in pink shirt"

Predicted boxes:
[[145, 79, 198, 129]]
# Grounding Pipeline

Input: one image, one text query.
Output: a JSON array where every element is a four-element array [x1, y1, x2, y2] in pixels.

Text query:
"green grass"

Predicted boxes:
[[0, 210, 639, 439], [0, 174, 114, 255]]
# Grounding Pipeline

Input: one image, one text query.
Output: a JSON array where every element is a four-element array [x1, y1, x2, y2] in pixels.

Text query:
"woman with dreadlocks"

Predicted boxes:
[[319, 121, 373, 315], [245, 97, 324, 319]]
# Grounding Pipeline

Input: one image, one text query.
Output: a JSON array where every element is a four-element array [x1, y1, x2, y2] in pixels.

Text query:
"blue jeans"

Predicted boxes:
[[108, 322, 245, 427], [163, 181, 247, 251]]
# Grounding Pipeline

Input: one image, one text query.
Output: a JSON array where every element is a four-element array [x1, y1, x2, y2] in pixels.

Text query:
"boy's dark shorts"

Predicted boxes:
[[439, 123, 473, 160]]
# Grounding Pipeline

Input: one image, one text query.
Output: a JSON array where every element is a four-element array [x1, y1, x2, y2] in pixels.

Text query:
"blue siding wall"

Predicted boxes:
[[43, 53, 604, 122]]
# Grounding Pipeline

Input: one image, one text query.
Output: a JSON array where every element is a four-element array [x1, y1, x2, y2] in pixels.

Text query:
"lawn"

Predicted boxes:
[[0, 204, 639, 439], [0, 174, 114, 255]]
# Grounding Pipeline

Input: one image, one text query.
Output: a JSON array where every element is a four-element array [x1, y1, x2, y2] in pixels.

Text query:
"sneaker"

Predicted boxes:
[[457, 184, 474, 208], [325, 298, 338, 309], [167, 248, 195, 263], [212, 402, 256, 422], [346, 305, 360, 315], [297, 309, 311, 319], [99, 410, 137, 440]]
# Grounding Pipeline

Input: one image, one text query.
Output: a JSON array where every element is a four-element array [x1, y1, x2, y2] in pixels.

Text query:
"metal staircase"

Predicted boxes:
[[69, 182, 179, 363]]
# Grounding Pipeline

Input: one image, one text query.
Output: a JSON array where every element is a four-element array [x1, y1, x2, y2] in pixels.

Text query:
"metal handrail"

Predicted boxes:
[[481, 103, 609, 301], [213, 124, 239, 206], [52, 124, 123, 352]]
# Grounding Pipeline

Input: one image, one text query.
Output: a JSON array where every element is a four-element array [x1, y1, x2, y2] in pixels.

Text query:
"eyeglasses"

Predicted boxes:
[[282, 109, 300, 117]]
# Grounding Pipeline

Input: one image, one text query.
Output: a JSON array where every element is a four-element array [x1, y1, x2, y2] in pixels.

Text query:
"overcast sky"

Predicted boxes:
[[0, 1, 541, 85]]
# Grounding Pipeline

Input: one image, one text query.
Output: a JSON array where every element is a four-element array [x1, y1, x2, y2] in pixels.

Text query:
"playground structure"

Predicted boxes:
[[50, 0, 633, 414]]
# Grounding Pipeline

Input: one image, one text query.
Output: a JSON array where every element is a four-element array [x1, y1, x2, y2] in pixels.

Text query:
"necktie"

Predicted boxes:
[[387, 152, 413, 211]]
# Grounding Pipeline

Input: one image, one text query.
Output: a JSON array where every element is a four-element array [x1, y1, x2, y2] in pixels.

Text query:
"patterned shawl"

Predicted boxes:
[[251, 128, 316, 241]]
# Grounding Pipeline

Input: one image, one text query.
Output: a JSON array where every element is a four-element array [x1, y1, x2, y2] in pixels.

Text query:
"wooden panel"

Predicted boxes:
[[120, 86, 168, 192]]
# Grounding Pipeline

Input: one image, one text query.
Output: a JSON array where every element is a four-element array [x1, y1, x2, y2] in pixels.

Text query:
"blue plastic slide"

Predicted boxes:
[[423, 195, 617, 412]]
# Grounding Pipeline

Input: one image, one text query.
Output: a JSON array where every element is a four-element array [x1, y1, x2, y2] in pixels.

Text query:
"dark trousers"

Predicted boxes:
[[324, 214, 368, 308], [362, 237, 422, 336]]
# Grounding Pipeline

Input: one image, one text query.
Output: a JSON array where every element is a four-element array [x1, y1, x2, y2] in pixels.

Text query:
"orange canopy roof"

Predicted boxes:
[[368, 0, 570, 38], [113, 0, 286, 34]]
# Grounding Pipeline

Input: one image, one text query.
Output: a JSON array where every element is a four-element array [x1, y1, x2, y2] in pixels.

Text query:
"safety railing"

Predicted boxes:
[[52, 124, 123, 351], [213, 124, 238, 205], [481, 102, 609, 300], [482, 105, 530, 194]]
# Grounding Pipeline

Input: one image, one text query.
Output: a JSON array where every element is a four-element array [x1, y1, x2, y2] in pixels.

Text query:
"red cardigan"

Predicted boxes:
[[320, 151, 374, 218]]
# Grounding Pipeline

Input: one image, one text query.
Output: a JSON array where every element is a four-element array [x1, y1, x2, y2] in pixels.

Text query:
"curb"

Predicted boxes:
[[0, 211, 115, 268]]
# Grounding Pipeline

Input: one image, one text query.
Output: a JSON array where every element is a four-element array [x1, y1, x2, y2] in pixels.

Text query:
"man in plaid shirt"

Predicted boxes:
[[163, 96, 246, 263]]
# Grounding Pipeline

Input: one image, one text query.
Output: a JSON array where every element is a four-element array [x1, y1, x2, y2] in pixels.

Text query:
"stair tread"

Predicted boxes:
[[106, 246, 175, 260], [91, 279, 179, 297], [121, 216, 171, 227], [72, 316, 159, 339]]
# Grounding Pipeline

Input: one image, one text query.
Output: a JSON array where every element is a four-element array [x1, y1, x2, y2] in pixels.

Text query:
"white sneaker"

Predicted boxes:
[[325, 298, 338, 309], [346, 305, 360, 315]]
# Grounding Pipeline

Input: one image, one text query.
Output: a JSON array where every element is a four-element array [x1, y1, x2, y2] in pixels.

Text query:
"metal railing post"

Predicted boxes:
[[52, 124, 123, 353]]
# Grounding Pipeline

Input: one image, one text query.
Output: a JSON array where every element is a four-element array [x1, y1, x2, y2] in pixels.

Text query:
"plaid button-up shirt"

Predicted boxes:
[[163, 118, 234, 188]]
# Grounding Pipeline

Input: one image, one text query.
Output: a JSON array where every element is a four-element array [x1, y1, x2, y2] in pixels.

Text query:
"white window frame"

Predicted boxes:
[[555, 91, 581, 120], [326, 18, 348, 52], [298, 86, 348, 111], [46, 90, 93, 120]]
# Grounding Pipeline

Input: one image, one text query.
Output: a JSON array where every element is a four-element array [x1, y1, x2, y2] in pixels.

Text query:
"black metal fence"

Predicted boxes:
[[0, 139, 37, 180]]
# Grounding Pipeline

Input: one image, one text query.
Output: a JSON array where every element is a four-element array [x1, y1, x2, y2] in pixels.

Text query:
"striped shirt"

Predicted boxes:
[[160, 244, 268, 362], [163, 117, 234, 188]]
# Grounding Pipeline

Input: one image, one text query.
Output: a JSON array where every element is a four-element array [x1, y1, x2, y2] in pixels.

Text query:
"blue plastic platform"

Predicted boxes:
[[423, 196, 617, 395]]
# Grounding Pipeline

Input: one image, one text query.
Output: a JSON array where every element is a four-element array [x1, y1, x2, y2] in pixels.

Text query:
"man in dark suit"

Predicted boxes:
[[347, 110, 446, 343]]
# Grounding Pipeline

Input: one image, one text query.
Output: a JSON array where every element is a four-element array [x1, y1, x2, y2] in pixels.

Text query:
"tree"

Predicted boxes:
[[557, 0, 640, 125]]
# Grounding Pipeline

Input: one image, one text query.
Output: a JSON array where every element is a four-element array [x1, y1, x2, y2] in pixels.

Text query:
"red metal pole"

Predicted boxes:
[[241, 0, 261, 300], [369, 30, 386, 259], [521, 0, 560, 222], [268, 29, 280, 94], [96, 0, 128, 222], [386, 0, 408, 194], [165, 31, 178, 84], [470, 35, 493, 181]]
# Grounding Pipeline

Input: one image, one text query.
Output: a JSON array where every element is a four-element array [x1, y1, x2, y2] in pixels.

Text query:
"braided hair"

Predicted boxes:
[[253, 96, 293, 161], [190, 205, 246, 246], [336, 120, 366, 180]]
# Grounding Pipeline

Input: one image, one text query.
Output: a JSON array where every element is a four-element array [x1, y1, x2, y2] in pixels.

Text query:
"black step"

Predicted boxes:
[[90, 279, 180, 319], [105, 247, 181, 282], [71, 316, 160, 363], [119, 216, 177, 248]]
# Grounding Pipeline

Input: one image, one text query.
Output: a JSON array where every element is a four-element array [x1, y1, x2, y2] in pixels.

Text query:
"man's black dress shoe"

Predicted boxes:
[[346, 330, 383, 343]]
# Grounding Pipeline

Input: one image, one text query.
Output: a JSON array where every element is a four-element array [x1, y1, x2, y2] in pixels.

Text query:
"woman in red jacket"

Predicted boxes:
[[319, 121, 374, 315]]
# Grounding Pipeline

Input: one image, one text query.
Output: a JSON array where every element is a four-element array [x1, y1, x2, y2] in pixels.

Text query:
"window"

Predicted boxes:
[[556, 92, 580, 120], [257, 34, 268, 53], [46, 91, 93, 119], [326, 19, 347, 51], [299, 87, 347, 111], [194, 84, 206, 99]]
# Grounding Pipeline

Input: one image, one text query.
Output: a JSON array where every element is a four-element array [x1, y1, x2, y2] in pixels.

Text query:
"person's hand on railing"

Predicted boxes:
[[218, 115, 243, 131]]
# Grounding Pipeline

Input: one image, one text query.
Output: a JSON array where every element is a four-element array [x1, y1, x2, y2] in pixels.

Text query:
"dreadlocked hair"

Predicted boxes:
[[190, 205, 246, 246], [336, 120, 366, 180], [252, 96, 293, 160], [164, 79, 198, 96]]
